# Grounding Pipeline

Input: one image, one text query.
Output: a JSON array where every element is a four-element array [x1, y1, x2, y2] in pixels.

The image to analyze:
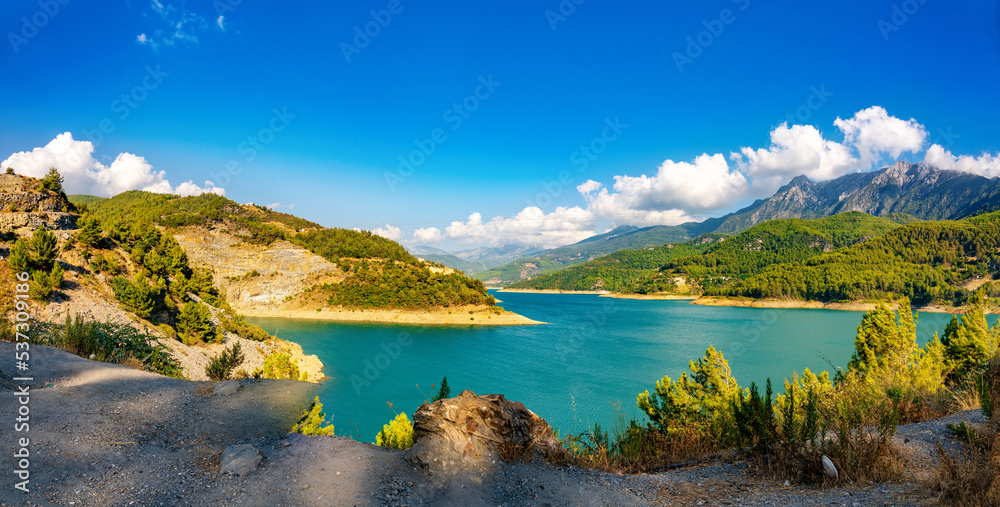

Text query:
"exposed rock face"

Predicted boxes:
[[0, 174, 78, 233], [406, 390, 563, 473], [173, 227, 340, 313], [711, 161, 1000, 234]]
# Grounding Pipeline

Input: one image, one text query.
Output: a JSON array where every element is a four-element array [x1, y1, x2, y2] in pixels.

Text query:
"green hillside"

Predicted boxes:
[[708, 212, 1000, 305], [475, 224, 691, 286], [511, 212, 913, 294], [71, 192, 495, 309]]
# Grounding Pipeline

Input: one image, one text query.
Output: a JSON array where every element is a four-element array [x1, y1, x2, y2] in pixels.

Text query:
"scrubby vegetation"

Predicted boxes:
[[205, 342, 245, 381], [20, 315, 183, 378], [261, 351, 301, 380], [566, 295, 995, 482], [375, 412, 415, 449], [290, 396, 336, 436]]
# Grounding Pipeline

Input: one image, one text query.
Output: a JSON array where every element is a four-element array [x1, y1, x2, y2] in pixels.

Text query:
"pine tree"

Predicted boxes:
[[375, 412, 414, 449], [177, 301, 216, 344], [8, 239, 30, 273], [39, 167, 64, 194], [76, 215, 103, 247], [637, 345, 743, 431], [27, 227, 58, 271], [290, 396, 336, 436], [942, 290, 994, 378], [432, 376, 451, 401]]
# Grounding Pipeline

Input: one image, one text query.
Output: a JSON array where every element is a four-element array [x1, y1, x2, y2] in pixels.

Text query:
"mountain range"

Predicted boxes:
[[461, 161, 1000, 286]]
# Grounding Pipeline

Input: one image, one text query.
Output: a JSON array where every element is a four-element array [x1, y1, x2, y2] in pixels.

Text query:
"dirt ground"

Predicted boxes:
[[0, 343, 980, 506]]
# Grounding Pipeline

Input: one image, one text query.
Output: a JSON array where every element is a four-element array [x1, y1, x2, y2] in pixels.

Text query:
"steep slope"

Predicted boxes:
[[77, 191, 534, 324], [709, 161, 1000, 234], [475, 224, 691, 286]]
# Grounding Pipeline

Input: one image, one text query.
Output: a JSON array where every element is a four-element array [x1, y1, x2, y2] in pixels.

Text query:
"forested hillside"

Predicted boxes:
[[510, 212, 913, 294], [73, 192, 495, 310]]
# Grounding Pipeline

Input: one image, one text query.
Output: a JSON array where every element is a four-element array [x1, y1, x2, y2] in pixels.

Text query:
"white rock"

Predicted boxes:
[[220, 444, 261, 475], [822, 455, 839, 479]]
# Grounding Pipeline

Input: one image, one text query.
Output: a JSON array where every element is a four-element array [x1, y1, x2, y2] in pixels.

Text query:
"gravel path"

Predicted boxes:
[[0, 343, 979, 506]]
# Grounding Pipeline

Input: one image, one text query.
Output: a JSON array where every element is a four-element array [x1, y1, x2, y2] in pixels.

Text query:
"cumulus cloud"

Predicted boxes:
[[413, 227, 444, 243], [924, 144, 1000, 178], [733, 123, 856, 196], [445, 208, 598, 249], [216, 16, 225, 31], [833, 106, 927, 168], [137, 0, 208, 51], [372, 224, 402, 241], [1, 132, 225, 197]]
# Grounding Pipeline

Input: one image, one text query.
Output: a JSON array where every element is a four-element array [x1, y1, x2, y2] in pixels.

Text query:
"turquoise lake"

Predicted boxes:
[[249, 292, 985, 442]]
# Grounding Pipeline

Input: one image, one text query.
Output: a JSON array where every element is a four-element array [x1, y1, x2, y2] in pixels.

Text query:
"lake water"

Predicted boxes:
[[249, 292, 982, 442]]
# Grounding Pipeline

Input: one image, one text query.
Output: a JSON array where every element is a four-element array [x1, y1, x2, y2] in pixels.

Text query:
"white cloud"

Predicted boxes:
[[923, 144, 1000, 178], [833, 106, 927, 168], [733, 123, 856, 197], [413, 227, 444, 243], [138, 0, 208, 50], [216, 16, 225, 31], [576, 180, 603, 195], [445, 208, 598, 249], [1, 132, 225, 197], [372, 224, 402, 241]]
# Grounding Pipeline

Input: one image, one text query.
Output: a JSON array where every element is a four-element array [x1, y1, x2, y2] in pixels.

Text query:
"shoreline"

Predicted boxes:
[[497, 288, 608, 295], [690, 297, 977, 314], [241, 305, 545, 326], [599, 293, 698, 300]]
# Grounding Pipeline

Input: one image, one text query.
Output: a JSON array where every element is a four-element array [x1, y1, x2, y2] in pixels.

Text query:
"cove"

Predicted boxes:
[[249, 292, 987, 442]]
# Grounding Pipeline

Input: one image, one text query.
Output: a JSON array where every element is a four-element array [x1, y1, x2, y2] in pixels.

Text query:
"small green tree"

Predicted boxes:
[[39, 167, 64, 194], [29, 270, 53, 300], [48, 262, 64, 289], [432, 376, 450, 401], [27, 227, 58, 271], [637, 345, 743, 434], [205, 342, 244, 380], [262, 352, 300, 379], [290, 396, 336, 436], [76, 214, 103, 247], [943, 291, 995, 378], [111, 276, 155, 319], [177, 301, 216, 344], [8, 239, 30, 273], [5, 167, 14, 175], [375, 412, 414, 449]]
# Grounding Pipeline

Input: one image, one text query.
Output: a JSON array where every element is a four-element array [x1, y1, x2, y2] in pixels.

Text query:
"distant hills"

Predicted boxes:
[[464, 161, 1000, 286]]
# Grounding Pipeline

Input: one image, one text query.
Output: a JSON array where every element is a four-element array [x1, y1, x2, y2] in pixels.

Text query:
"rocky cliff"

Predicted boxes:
[[0, 174, 77, 233]]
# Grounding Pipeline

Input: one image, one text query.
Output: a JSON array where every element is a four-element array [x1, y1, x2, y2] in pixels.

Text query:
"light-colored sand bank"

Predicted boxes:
[[242, 305, 545, 325], [691, 297, 976, 314], [600, 293, 699, 300], [497, 288, 608, 295]]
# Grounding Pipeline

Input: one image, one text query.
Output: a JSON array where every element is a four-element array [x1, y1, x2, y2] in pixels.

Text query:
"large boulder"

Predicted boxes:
[[406, 390, 563, 472]]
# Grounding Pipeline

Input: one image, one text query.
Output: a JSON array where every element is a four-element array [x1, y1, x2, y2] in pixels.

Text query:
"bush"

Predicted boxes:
[[27, 227, 57, 271], [218, 314, 271, 341], [8, 239, 30, 273], [111, 276, 156, 319], [76, 214, 103, 247], [34, 315, 182, 377], [29, 270, 53, 300], [176, 301, 216, 344], [290, 396, 336, 436], [205, 342, 244, 381], [262, 352, 300, 379], [375, 412, 414, 449]]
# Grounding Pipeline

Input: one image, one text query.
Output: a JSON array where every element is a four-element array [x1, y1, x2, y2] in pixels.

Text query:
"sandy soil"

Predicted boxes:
[[242, 305, 545, 326], [498, 289, 608, 295], [0, 343, 979, 506]]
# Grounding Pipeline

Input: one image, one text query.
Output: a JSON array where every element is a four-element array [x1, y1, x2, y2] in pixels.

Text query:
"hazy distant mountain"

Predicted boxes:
[[473, 224, 691, 286], [706, 161, 1000, 234], [406, 244, 542, 275]]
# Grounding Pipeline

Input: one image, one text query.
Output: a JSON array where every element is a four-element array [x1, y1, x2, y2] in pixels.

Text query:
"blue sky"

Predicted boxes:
[[2, 0, 999, 249]]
